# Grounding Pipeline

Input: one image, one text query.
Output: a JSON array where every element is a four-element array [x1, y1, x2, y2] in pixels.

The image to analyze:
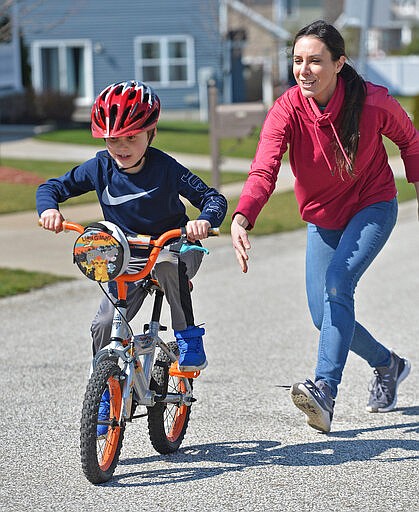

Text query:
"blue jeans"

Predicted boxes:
[[305, 199, 398, 398]]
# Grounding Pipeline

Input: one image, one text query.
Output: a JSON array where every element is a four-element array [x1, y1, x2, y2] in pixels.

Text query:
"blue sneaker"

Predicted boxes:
[[174, 326, 208, 371], [97, 388, 110, 437]]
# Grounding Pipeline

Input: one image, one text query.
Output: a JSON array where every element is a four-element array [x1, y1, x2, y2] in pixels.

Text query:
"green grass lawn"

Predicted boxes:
[[35, 119, 261, 159], [35, 118, 403, 158], [5, 152, 415, 232], [0, 157, 247, 214], [0, 267, 73, 298], [216, 177, 417, 236]]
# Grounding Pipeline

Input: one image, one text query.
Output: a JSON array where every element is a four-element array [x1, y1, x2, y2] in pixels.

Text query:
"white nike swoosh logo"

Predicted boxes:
[[102, 186, 158, 206]]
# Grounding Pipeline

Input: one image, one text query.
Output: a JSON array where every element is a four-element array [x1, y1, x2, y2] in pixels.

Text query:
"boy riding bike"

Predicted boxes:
[[37, 80, 227, 385]]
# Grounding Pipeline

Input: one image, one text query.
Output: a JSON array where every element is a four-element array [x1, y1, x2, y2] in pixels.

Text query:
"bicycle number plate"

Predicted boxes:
[[73, 223, 129, 282]]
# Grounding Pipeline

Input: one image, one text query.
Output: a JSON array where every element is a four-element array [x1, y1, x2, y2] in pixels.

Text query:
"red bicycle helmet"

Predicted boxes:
[[91, 80, 160, 138]]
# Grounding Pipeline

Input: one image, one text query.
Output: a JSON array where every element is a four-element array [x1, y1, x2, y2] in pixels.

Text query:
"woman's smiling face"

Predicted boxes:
[[293, 35, 345, 106]]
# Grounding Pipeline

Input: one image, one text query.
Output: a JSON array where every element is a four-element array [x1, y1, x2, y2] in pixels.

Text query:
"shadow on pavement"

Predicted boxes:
[[103, 425, 419, 487]]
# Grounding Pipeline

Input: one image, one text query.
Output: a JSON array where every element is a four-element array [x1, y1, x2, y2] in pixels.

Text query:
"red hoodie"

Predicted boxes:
[[235, 76, 419, 230]]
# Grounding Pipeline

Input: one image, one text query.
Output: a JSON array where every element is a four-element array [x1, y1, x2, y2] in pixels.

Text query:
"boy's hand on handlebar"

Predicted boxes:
[[39, 209, 64, 233], [186, 219, 211, 242], [231, 214, 251, 273]]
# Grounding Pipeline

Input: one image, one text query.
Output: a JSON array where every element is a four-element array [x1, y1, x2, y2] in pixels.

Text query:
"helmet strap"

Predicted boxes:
[[119, 153, 146, 171], [147, 128, 156, 145], [119, 129, 155, 170]]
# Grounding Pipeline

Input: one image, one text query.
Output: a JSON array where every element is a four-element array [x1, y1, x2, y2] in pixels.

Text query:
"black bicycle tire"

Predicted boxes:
[[147, 342, 192, 454], [80, 359, 125, 484]]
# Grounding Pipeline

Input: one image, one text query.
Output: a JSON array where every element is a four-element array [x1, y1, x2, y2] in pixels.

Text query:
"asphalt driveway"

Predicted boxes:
[[0, 201, 418, 511]]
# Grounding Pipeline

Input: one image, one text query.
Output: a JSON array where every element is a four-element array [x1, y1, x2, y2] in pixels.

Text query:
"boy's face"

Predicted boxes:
[[105, 132, 150, 172]]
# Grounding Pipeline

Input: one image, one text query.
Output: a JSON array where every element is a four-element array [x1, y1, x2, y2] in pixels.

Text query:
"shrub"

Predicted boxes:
[[0, 88, 75, 124], [0, 91, 28, 123], [34, 90, 76, 123]]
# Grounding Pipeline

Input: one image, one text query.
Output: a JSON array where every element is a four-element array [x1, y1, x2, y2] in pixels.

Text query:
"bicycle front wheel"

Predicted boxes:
[[80, 359, 125, 484], [147, 342, 192, 454]]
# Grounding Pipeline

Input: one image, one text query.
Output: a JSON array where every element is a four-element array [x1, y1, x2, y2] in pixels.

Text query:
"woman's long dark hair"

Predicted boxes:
[[293, 20, 366, 178]]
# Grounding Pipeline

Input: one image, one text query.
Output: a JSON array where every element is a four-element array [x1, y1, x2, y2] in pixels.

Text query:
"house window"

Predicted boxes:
[[393, 0, 419, 17], [32, 40, 93, 105], [135, 35, 195, 87]]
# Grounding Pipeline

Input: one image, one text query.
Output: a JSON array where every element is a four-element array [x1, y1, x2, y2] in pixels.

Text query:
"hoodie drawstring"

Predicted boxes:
[[313, 113, 352, 175]]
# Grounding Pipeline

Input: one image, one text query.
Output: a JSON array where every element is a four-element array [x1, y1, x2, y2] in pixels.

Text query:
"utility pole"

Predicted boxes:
[[208, 80, 221, 191], [358, 0, 372, 77]]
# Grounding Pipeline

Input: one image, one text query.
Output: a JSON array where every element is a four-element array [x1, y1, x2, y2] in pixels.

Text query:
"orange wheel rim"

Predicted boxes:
[[98, 376, 122, 471], [167, 379, 188, 442]]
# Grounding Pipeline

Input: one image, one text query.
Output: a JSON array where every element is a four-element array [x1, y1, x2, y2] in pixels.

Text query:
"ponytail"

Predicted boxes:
[[337, 63, 366, 178]]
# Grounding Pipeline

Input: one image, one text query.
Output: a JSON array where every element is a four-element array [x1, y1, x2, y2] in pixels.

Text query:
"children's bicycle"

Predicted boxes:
[[59, 220, 217, 484]]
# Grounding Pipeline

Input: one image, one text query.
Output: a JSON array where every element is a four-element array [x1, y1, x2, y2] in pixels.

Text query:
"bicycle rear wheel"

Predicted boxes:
[[147, 342, 192, 454], [80, 359, 125, 484]]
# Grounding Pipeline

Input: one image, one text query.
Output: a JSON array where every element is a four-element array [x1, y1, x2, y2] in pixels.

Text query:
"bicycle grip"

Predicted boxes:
[[180, 226, 219, 237], [208, 227, 220, 237]]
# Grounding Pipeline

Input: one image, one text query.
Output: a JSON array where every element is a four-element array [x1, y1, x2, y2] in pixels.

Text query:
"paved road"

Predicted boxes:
[[0, 198, 418, 511]]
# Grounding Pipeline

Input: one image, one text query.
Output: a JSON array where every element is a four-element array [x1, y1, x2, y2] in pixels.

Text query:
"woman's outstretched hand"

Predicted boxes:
[[231, 214, 251, 273]]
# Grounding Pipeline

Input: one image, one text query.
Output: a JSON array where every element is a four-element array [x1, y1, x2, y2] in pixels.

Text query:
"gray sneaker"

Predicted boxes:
[[290, 379, 335, 433], [366, 350, 411, 413]]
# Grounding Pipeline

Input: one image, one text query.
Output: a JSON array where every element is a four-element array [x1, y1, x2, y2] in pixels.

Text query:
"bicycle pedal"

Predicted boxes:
[[169, 361, 201, 379], [143, 323, 167, 332]]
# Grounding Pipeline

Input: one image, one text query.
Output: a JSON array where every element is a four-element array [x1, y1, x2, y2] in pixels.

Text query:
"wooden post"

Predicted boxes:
[[208, 80, 220, 191]]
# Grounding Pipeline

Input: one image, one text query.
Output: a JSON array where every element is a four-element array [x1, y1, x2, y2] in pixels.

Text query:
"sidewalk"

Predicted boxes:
[[0, 134, 406, 186]]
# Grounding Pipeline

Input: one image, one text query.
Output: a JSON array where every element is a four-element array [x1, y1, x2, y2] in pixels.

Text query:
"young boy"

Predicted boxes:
[[37, 80, 227, 373]]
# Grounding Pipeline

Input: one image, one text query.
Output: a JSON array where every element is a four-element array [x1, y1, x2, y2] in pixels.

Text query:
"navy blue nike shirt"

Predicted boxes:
[[36, 147, 227, 237]]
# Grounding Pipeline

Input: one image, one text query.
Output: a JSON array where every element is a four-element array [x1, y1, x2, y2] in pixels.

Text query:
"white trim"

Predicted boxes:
[[134, 34, 195, 88], [223, 0, 291, 39], [31, 39, 94, 106], [0, 2, 22, 91]]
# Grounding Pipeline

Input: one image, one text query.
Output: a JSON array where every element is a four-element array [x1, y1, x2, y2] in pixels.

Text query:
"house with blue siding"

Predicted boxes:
[[11, 0, 326, 118], [16, 0, 222, 117], [7, 1, 418, 121]]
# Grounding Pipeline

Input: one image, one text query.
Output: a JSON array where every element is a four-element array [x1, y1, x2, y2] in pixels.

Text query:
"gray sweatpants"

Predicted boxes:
[[90, 249, 203, 354]]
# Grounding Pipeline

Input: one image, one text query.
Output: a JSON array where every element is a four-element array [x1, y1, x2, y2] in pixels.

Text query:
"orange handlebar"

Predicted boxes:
[[45, 220, 215, 286], [62, 220, 84, 234], [61, 220, 182, 245], [117, 227, 183, 283]]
